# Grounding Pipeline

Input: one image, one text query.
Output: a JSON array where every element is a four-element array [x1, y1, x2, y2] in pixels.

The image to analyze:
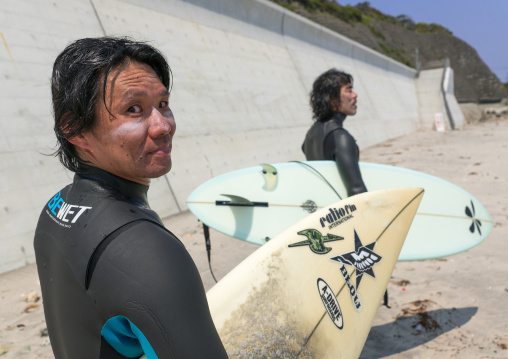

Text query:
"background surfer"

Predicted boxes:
[[34, 37, 228, 358], [302, 69, 368, 197]]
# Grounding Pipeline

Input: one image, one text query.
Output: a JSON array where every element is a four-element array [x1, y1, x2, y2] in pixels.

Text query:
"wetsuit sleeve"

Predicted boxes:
[[324, 129, 368, 197], [88, 221, 228, 359]]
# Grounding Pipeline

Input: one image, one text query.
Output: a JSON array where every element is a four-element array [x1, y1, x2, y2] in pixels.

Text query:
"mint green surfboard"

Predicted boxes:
[[186, 161, 493, 261]]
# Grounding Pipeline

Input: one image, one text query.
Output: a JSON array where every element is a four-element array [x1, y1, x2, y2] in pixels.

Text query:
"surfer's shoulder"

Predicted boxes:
[[325, 127, 355, 149]]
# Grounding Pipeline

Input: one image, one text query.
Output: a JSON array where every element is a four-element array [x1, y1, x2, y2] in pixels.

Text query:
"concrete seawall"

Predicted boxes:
[[0, 0, 462, 273]]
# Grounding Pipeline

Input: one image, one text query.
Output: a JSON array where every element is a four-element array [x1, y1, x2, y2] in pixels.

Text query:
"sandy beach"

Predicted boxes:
[[1, 116, 507, 358]]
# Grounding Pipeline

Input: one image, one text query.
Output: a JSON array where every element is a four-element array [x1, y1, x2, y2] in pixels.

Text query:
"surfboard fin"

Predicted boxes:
[[260, 164, 278, 191], [217, 194, 268, 207]]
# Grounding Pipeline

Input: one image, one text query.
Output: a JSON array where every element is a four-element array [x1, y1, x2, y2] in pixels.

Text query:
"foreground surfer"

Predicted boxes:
[[302, 69, 367, 197], [34, 37, 228, 358]]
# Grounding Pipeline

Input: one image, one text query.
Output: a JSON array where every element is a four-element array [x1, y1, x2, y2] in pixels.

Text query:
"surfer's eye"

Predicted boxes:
[[127, 105, 142, 113]]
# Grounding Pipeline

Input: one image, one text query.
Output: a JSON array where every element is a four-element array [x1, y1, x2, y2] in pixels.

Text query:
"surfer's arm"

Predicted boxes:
[[89, 221, 228, 359], [325, 130, 367, 196]]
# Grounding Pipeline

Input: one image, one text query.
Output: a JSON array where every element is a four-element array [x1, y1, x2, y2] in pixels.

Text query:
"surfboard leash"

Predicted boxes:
[[290, 161, 343, 200], [202, 223, 218, 283], [384, 290, 391, 308]]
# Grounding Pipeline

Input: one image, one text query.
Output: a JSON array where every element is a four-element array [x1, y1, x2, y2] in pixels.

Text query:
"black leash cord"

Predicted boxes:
[[202, 223, 218, 283]]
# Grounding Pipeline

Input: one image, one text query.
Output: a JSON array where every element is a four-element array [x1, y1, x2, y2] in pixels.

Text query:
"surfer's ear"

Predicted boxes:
[[60, 112, 93, 152], [67, 131, 97, 164], [67, 133, 92, 151], [331, 99, 340, 112]]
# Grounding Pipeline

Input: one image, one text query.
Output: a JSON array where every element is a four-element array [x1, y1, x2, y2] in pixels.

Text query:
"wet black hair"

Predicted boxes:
[[51, 36, 172, 173], [310, 68, 353, 122]]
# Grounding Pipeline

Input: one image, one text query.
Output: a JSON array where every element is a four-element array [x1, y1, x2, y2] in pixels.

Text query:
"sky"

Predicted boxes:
[[337, 0, 508, 83]]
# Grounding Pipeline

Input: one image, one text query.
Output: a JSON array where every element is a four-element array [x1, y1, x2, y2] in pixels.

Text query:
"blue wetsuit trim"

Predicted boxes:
[[101, 316, 158, 358]]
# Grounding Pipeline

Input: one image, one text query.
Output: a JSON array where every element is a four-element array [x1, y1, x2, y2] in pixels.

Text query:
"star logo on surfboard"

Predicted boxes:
[[330, 229, 382, 290], [289, 229, 344, 254]]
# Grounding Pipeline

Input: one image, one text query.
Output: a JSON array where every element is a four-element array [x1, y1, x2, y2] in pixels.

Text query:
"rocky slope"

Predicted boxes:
[[271, 1, 507, 103]]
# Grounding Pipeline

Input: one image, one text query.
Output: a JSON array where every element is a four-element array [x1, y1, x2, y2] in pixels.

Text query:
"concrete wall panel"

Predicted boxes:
[[416, 67, 464, 130], [416, 68, 446, 129], [0, 0, 104, 273], [0, 0, 460, 273], [444, 68, 465, 129]]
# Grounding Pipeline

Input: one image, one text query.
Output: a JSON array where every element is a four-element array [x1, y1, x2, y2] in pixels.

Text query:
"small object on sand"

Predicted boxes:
[[23, 303, 39, 313], [41, 338, 51, 346], [412, 323, 424, 335], [391, 279, 410, 286], [40, 327, 49, 337], [24, 291, 40, 302]]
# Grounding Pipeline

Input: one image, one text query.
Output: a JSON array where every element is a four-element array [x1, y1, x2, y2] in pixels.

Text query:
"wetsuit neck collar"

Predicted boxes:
[[329, 111, 347, 124], [75, 164, 150, 207]]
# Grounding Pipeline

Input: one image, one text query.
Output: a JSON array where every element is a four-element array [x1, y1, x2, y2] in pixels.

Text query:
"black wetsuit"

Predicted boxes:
[[302, 112, 367, 197], [34, 165, 227, 359]]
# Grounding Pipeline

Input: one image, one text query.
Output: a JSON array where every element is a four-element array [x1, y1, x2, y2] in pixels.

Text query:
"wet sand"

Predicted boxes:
[[1, 118, 507, 358]]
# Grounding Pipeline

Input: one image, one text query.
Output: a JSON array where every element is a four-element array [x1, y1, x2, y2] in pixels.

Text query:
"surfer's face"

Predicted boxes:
[[337, 83, 358, 116], [69, 61, 176, 185]]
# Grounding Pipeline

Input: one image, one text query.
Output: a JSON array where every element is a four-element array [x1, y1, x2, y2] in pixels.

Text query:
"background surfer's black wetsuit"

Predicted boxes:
[[302, 111, 367, 197], [34, 165, 227, 359]]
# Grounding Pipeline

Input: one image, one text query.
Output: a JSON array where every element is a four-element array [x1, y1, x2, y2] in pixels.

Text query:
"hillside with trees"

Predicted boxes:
[[270, 0, 507, 103]]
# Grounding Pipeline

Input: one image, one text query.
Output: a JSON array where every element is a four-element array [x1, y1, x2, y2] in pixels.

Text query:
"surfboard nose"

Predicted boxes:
[[360, 187, 425, 261], [206, 186, 425, 359]]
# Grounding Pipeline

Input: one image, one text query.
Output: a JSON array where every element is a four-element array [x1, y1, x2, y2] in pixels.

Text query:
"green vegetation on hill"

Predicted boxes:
[[269, 0, 508, 102], [271, 0, 452, 35], [271, 0, 451, 68]]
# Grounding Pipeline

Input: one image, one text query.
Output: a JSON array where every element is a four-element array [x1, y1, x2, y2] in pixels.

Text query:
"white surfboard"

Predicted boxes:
[[205, 187, 424, 358], [187, 161, 492, 261]]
